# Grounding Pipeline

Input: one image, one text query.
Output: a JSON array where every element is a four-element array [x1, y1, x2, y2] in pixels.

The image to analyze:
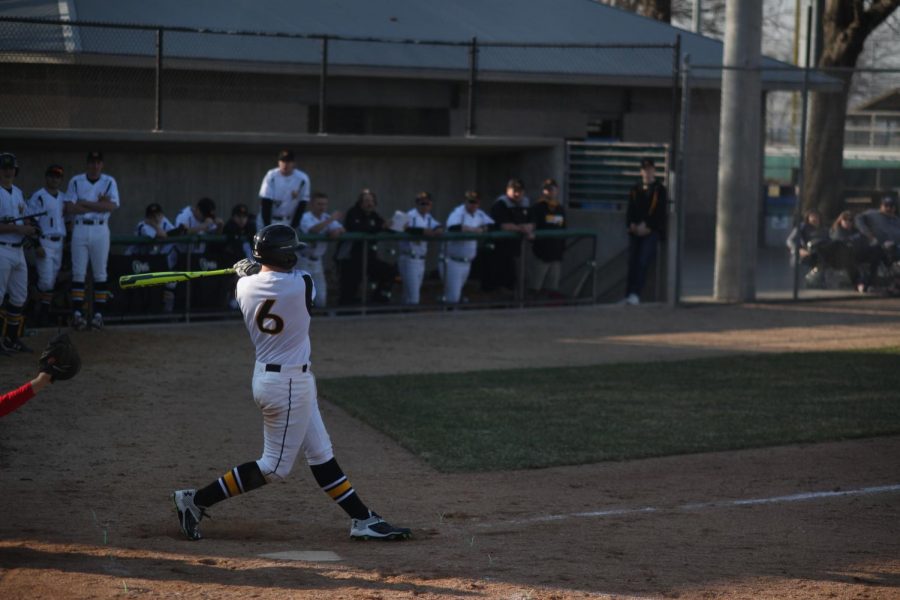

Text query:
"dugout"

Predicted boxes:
[[0, 0, 837, 306]]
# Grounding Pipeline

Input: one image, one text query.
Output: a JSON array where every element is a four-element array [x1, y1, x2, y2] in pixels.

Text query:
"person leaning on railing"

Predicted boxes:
[[399, 191, 443, 305], [442, 191, 495, 304], [335, 188, 395, 305], [528, 178, 567, 300]]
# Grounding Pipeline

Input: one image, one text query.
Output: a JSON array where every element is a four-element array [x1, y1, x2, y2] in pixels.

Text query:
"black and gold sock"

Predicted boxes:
[[194, 461, 267, 508], [310, 458, 370, 520]]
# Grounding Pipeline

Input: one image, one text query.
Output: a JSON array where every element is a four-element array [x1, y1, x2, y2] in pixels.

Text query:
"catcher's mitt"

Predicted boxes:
[[38, 333, 81, 381]]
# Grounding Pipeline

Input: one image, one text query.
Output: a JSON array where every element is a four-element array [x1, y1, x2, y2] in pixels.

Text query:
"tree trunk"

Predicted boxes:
[[804, 73, 851, 219], [802, 0, 900, 218]]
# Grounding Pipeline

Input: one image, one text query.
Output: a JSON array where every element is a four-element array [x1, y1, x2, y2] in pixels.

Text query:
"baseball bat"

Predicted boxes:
[[118, 268, 236, 289]]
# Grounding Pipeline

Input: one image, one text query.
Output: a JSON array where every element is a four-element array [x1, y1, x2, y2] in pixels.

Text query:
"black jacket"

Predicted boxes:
[[531, 201, 566, 262], [626, 181, 667, 240]]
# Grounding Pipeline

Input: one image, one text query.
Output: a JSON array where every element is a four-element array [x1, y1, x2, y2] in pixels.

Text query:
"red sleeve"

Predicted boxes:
[[0, 382, 35, 418]]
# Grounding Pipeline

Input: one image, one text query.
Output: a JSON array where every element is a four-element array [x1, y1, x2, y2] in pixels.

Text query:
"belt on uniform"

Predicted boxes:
[[0, 241, 24, 247], [42, 235, 63, 242], [265, 363, 308, 373], [301, 255, 320, 261], [447, 256, 470, 263], [77, 219, 105, 225], [401, 251, 426, 260]]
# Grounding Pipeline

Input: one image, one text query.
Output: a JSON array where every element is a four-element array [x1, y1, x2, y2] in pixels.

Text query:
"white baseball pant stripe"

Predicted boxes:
[[297, 256, 327, 307], [442, 258, 470, 303], [71, 224, 110, 282], [398, 255, 425, 304], [252, 362, 334, 482], [35, 241, 63, 292], [0, 247, 28, 305]]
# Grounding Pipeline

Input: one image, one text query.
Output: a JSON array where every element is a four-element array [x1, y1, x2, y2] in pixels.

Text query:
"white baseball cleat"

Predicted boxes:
[[91, 313, 104, 330], [625, 293, 640, 306], [173, 489, 206, 541], [350, 511, 411, 541]]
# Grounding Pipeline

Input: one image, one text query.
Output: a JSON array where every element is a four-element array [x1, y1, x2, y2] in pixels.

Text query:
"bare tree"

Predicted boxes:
[[803, 0, 900, 217]]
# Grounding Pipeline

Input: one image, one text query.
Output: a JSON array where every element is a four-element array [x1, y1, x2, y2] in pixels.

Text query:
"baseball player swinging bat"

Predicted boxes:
[[118, 268, 235, 289]]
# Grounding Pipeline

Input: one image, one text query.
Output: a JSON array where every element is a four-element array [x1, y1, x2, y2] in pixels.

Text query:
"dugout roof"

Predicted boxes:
[[0, 0, 838, 90]]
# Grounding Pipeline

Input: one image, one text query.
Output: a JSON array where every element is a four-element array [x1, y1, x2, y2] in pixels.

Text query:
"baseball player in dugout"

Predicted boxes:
[[64, 151, 119, 331], [442, 191, 494, 304], [27, 165, 68, 327], [173, 197, 224, 256], [257, 149, 310, 231], [173, 224, 411, 541], [623, 157, 667, 306], [399, 191, 443, 305], [0, 152, 38, 353], [298, 191, 345, 308]]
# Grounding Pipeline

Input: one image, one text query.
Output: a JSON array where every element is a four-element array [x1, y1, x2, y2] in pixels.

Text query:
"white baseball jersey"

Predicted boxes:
[[258, 167, 310, 224], [174, 206, 217, 254], [127, 217, 176, 256], [27, 188, 66, 238], [236, 269, 317, 367], [400, 208, 441, 257], [445, 204, 494, 260], [300, 211, 343, 259], [64, 173, 120, 222], [0, 185, 27, 245]]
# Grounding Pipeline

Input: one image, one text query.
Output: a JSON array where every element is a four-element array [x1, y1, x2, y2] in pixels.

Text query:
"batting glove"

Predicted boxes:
[[233, 258, 262, 278]]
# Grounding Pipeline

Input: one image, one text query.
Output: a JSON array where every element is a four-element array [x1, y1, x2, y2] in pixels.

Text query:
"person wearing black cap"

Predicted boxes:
[[528, 178, 567, 299], [0, 152, 38, 352], [622, 157, 667, 305], [257, 149, 310, 231], [63, 151, 120, 330], [27, 165, 68, 326], [219, 204, 257, 265], [483, 178, 534, 293]]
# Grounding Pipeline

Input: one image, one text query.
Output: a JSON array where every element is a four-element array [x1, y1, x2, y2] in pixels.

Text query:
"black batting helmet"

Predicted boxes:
[[0, 152, 19, 176], [252, 224, 302, 269]]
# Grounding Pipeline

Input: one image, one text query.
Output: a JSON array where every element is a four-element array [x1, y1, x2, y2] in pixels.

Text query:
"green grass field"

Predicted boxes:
[[320, 348, 900, 473]]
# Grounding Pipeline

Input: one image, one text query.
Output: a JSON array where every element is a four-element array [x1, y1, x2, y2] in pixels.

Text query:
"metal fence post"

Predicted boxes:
[[518, 235, 527, 308], [318, 35, 329, 134], [466, 37, 478, 136], [361, 236, 369, 315], [185, 242, 192, 324], [793, 5, 813, 301], [675, 54, 692, 305], [154, 28, 163, 131]]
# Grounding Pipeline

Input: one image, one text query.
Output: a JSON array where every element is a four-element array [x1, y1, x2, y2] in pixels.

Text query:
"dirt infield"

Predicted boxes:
[[1, 298, 899, 599]]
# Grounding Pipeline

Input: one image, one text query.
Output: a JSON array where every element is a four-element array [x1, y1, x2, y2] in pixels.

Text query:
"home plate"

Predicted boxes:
[[258, 550, 342, 562]]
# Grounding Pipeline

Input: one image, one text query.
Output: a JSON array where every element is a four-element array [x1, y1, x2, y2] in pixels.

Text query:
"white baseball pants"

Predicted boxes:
[[398, 255, 425, 304], [0, 247, 27, 305], [34, 240, 63, 292], [252, 362, 334, 481], [442, 258, 470, 303], [71, 224, 110, 282]]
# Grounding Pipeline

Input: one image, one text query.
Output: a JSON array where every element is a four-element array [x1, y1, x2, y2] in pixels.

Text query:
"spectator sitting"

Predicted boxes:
[[830, 210, 882, 293], [854, 196, 900, 263], [786, 209, 832, 287], [128, 202, 178, 312]]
